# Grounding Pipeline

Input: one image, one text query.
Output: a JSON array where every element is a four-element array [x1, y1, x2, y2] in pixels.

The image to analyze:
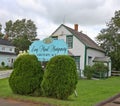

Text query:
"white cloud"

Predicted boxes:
[[17, 0, 46, 15], [0, 0, 120, 40]]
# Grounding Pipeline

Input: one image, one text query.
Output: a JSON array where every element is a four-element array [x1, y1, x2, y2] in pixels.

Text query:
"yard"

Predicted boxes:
[[0, 77, 120, 106]]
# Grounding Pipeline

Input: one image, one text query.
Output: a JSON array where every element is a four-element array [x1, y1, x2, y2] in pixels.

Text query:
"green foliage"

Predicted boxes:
[[1, 61, 5, 67], [0, 66, 12, 71], [96, 10, 120, 70], [83, 63, 108, 79], [110, 51, 120, 70], [5, 19, 37, 40], [0, 23, 2, 32], [83, 65, 94, 79], [41, 55, 78, 100], [12, 36, 31, 54], [1, 77, 120, 106], [4, 19, 37, 54], [96, 10, 120, 51], [0, 23, 4, 38], [92, 62, 108, 78], [9, 54, 43, 96], [92, 62, 108, 73], [0, 33, 4, 38]]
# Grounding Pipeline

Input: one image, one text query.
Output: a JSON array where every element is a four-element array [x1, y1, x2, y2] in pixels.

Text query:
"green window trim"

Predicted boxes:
[[66, 35, 73, 49]]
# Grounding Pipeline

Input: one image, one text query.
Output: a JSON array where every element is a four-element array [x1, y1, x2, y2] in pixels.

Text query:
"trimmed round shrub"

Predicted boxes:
[[41, 55, 78, 99], [9, 54, 43, 96]]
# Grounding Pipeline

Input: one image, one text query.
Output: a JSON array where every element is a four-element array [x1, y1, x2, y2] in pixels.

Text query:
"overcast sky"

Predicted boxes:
[[0, 0, 120, 40]]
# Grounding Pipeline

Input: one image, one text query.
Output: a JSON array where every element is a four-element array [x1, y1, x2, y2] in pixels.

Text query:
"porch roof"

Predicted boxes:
[[93, 56, 111, 62]]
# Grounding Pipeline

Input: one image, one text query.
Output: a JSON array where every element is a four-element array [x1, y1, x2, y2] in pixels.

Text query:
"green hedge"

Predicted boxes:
[[9, 54, 43, 96], [41, 55, 78, 99]]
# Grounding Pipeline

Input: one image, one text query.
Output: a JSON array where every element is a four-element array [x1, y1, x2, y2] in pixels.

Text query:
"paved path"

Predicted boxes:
[[102, 97, 120, 106], [96, 93, 120, 106], [0, 70, 13, 79], [0, 98, 44, 106]]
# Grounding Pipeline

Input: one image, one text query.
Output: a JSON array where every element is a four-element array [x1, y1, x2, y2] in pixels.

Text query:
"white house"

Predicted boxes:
[[51, 24, 111, 77], [0, 38, 16, 67]]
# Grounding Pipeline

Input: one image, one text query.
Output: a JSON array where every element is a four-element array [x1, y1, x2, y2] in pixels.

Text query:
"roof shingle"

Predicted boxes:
[[0, 51, 16, 56], [0, 38, 14, 46]]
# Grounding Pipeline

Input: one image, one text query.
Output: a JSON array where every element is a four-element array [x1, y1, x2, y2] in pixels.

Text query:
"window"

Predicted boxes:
[[11, 59, 14, 63], [88, 56, 92, 66], [8, 58, 10, 62], [52, 36, 58, 40], [9, 48, 12, 51], [66, 35, 73, 49], [2, 47, 5, 51]]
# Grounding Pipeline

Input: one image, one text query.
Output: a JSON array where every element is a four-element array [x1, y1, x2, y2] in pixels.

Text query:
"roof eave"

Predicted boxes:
[[87, 46, 105, 53]]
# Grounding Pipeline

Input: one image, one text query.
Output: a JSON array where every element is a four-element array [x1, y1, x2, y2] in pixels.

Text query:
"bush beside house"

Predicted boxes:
[[83, 66, 94, 79], [92, 62, 109, 78], [83, 62, 109, 79]]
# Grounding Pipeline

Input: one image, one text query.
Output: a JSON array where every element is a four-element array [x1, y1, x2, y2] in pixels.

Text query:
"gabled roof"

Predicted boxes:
[[52, 24, 104, 52], [0, 38, 14, 46]]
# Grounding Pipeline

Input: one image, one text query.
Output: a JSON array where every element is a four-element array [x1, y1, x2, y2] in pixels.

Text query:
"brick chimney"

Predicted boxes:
[[74, 24, 78, 31]]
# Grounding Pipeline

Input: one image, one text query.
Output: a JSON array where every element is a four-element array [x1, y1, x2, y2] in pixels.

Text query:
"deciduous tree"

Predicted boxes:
[[0, 23, 4, 38], [96, 10, 120, 70], [5, 19, 37, 40]]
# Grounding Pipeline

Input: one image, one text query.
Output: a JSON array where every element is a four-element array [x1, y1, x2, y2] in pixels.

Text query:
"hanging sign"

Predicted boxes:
[[29, 38, 68, 61]]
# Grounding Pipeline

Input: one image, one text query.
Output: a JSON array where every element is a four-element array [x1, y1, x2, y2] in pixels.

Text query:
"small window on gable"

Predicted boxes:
[[66, 35, 73, 49], [52, 36, 58, 40]]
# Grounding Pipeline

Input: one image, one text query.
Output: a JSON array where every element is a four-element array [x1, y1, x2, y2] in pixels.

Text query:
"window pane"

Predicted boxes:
[[52, 36, 58, 40], [66, 35, 73, 49]]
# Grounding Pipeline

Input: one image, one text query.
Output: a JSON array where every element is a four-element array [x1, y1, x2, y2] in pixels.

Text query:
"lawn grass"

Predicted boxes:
[[0, 77, 120, 106]]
